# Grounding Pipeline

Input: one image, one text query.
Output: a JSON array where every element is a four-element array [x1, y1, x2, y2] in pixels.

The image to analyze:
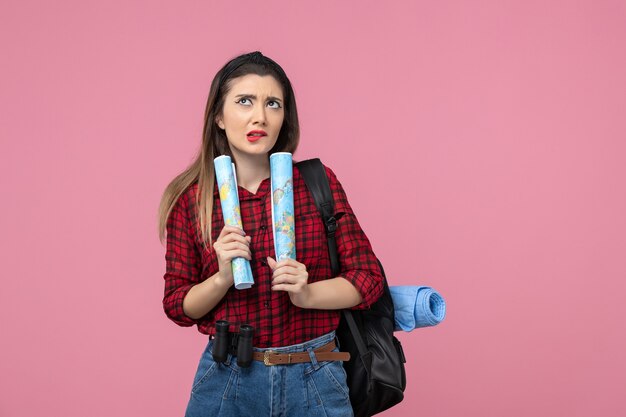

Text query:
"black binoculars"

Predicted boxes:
[[212, 320, 255, 368]]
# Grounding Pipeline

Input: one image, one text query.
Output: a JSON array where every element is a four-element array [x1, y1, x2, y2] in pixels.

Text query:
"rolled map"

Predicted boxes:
[[270, 152, 296, 261], [389, 285, 446, 332], [213, 155, 254, 290]]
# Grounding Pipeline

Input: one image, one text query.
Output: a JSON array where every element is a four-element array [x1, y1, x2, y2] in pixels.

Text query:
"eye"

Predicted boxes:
[[267, 100, 282, 109], [236, 98, 252, 106]]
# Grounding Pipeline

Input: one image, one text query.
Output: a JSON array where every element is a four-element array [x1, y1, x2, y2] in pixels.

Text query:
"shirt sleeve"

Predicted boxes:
[[324, 165, 385, 310], [162, 191, 201, 327]]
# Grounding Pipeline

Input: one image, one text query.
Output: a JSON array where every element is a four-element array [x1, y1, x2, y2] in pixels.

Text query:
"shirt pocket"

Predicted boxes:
[[295, 212, 327, 268]]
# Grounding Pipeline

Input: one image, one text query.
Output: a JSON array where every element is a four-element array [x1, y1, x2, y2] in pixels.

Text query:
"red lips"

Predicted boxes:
[[247, 130, 267, 137], [247, 130, 267, 142]]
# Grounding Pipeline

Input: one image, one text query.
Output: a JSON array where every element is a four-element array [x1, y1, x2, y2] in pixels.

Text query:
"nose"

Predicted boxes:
[[252, 102, 267, 125]]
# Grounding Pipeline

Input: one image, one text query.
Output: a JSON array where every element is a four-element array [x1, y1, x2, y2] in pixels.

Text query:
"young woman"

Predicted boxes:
[[158, 51, 384, 417]]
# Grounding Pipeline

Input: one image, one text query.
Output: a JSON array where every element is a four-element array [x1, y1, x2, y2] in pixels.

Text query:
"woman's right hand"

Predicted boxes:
[[212, 225, 252, 287]]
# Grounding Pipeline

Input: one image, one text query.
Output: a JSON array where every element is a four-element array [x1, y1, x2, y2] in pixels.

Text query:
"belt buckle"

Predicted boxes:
[[264, 350, 276, 366], [264, 351, 294, 366]]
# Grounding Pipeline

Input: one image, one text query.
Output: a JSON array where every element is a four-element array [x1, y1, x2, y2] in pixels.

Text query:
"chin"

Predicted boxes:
[[246, 142, 277, 154], [230, 147, 272, 160], [229, 138, 278, 157]]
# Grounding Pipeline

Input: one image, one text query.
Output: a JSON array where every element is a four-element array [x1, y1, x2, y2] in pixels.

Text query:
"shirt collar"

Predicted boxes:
[[213, 176, 271, 201]]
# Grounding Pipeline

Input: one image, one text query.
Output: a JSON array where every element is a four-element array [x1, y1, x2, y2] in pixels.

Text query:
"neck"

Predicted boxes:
[[231, 153, 270, 191]]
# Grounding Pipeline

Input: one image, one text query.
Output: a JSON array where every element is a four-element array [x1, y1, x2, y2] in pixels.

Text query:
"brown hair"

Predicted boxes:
[[157, 51, 300, 249]]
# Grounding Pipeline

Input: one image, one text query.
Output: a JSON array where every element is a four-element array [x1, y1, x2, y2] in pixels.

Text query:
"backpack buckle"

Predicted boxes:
[[326, 216, 338, 234]]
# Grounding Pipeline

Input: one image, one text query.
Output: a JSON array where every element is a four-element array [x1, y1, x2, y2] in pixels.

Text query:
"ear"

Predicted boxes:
[[215, 116, 225, 130]]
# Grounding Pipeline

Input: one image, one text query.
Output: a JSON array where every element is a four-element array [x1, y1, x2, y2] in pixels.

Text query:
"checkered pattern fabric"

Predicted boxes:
[[163, 163, 384, 347]]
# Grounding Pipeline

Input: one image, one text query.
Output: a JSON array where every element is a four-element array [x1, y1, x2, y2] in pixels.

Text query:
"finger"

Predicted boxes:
[[271, 265, 301, 278], [272, 274, 307, 290], [272, 274, 302, 286], [219, 232, 250, 245], [215, 241, 251, 255], [218, 241, 251, 253], [219, 250, 252, 263], [271, 282, 305, 292], [219, 225, 246, 238], [267, 256, 277, 270], [222, 249, 252, 261], [271, 283, 292, 292], [274, 258, 304, 270]]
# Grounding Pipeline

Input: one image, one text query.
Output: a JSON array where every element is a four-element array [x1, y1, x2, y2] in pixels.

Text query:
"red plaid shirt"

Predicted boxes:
[[163, 162, 384, 347]]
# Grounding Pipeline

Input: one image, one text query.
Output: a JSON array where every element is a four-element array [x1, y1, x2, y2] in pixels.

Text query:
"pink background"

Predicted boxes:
[[1, 0, 625, 416]]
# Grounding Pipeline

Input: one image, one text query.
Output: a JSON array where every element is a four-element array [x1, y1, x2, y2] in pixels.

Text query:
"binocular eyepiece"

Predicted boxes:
[[237, 324, 254, 368], [211, 320, 230, 363], [211, 320, 255, 368]]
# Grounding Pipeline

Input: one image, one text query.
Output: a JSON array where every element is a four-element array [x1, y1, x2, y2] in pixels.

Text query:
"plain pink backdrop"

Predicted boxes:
[[2, 0, 625, 416]]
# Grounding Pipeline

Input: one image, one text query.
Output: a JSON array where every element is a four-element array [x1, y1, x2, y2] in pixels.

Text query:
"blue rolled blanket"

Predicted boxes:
[[389, 286, 446, 332]]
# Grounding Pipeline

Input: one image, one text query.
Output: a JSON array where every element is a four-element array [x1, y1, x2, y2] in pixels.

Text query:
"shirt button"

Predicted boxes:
[[264, 302, 269, 308], [260, 225, 267, 231], [260, 259, 267, 265]]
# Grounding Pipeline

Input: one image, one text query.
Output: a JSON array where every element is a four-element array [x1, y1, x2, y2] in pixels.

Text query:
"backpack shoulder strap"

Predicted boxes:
[[295, 159, 367, 356], [295, 158, 342, 277]]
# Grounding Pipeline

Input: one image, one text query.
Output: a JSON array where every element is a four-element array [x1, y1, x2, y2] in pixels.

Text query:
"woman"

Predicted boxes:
[[158, 51, 384, 417]]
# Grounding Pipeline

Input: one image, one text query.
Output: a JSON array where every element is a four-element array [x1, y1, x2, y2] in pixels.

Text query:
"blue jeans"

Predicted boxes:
[[184, 331, 354, 417]]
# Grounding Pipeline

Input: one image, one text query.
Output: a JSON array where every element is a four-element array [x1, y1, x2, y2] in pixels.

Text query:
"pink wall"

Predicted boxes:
[[2, 0, 625, 416]]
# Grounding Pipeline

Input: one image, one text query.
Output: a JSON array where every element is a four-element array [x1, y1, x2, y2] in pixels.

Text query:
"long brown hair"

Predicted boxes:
[[158, 51, 300, 249]]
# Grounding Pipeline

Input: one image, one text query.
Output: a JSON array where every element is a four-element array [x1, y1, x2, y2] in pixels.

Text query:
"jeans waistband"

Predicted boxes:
[[253, 331, 336, 354]]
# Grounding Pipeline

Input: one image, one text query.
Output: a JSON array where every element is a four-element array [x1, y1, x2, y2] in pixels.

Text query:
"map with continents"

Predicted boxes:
[[218, 179, 242, 227], [273, 177, 295, 260]]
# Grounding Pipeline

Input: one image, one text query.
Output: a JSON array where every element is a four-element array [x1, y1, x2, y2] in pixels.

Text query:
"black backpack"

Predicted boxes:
[[296, 159, 407, 417]]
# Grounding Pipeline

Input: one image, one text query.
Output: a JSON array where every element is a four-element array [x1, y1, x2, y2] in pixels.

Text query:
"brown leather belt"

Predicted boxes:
[[253, 340, 350, 366]]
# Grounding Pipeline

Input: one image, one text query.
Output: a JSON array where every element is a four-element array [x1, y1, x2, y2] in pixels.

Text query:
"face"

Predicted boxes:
[[216, 74, 285, 161]]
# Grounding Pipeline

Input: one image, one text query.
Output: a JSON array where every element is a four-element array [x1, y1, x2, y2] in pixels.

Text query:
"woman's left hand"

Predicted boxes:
[[267, 256, 311, 308]]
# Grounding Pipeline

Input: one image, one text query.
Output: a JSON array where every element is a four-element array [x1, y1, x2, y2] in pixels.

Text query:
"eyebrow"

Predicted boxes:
[[234, 94, 283, 103]]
